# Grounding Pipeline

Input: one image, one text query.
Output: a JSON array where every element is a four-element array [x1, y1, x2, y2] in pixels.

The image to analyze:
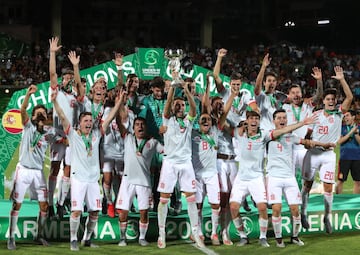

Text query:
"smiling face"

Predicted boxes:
[[288, 86, 303, 106], [343, 111, 355, 126], [134, 118, 146, 139], [323, 94, 337, 111], [273, 111, 288, 129], [199, 114, 212, 134], [264, 74, 277, 94], [92, 79, 107, 103], [173, 98, 186, 118], [79, 113, 93, 135]]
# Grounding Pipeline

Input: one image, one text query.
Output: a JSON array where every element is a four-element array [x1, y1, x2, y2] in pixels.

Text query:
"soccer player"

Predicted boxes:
[[213, 48, 259, 245], [51, 87, 122, 251], [229, 110, 316, 247], [267, 109, 335, 247], [335, 110, 360, 194], [7, 85, 56, 250], [157, 73, 204, 249], [191, 75, 236, 245], [301, 66, 353, 233], [116, 116, 163, 247], [281, 67, 324, 187], [48, 37, 85, 219], [254, 53, 287, 131]]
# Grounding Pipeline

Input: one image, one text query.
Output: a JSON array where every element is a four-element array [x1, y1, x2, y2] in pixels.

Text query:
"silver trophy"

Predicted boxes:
[[165, 49, 184, 87]]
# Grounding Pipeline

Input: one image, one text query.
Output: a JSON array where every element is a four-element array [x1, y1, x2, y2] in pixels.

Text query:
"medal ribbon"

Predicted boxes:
[[325, 109, 340, 115], [81, 132, 92, 156], [201, 132, 216, 148], [177, 118, 186, 129], [31, 131, 43, 149], [91, 102, 103, 120], [291, 104, 302, 122], [135, 137, 147, 154]]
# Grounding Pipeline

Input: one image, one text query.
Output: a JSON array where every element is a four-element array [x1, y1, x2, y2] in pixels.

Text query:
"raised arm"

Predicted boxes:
[[310, 67, 324, 105], [163, 73, 176, 118], [51, 91, 70, 132], [219, 86, 237, 128], [182, 81, 196, 118], [114, 53, 124, 88], [272, 114, 317, 139], [20, 85, 37, 124], [102, 90, 123, 131], [49, 37, 62, 90], [213, 48, 227, 92], [202, 73, 212, 115], [255, 53, 271, 95], [332, 66, 353, 112], [68, 51, 84, 99]]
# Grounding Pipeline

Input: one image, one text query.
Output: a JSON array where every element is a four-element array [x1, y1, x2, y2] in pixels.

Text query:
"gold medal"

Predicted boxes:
[[213, 146, 218, 150], [29, 147, 35, 152], [88, 151, 92, 157], [136, 151, 142, 156]]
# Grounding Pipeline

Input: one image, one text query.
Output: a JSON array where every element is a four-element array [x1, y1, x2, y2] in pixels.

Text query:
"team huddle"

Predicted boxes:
[[6, 38, 355, 251]]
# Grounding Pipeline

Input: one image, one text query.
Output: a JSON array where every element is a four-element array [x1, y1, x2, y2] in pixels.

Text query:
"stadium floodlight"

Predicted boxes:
[[5, 89, 10, 94], [318, 19, 330, 25], [284, 21, 295, 27]]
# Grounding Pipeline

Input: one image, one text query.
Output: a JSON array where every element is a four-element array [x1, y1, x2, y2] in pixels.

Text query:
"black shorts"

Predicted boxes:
[[338, 160, 360, 181]]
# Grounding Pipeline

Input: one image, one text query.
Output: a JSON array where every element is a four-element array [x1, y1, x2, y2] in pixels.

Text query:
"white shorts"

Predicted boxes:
[[217, 159, 238, 193], [293, 148, 307, 174], [11, 163, 47, 203], [267, 176, 302, 205], [302, 149, 336, 184], [195, 173, 220, 205], [230, 175, 267, 205], [64, 146, 71, 166], [50, 142, 67, 161], [70, 177, 101, 212], [157, 159, 196, 193], [102, 159, 124, 175], [116, 177, 151, 211]]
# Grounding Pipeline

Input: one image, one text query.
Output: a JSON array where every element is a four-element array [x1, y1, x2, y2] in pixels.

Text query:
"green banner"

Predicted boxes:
[[0, 51, 254, 198], [133, 48, 165, 80]]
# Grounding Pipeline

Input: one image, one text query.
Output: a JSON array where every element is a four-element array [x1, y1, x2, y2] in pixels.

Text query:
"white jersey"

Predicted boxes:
[[163, 115, 194, 164], [83, 96, 105, 128], [234, 128, 272, 180], [102, 107, 125, 160], [220, 87, 256, 126], [19, 119, 56, 170], [282, 102, 314, 150], [256, 91, 277, 131], [123, 134, 163, 187], [191, 126, 220, 178], [266, 133, 302, 178], [53, 89, 81, 135], [67, 127, 102, 182], [217, 128, 235, 155], [310, 108, 343, 145]]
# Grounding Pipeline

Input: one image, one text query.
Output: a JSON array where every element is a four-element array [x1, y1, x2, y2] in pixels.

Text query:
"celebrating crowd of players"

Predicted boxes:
[[6, 37, 358, 251]]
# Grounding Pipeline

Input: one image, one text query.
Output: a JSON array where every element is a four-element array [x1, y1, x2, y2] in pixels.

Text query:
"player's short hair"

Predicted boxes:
[[264, 71, 277, 81], [246, 110, 260, 119], [31, 105, 47, 117], [323, 88, 337, 98], [79, 112, 92, 121], [133, 116, 147, 127], [150, 76, 165, 89], [230, 72, 242, 81], [273, 108, 286, 120], [62, 69, 74, 76], [287, 84, 302, 94]]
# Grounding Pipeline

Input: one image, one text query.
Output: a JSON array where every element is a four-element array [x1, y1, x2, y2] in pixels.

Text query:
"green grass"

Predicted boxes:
[[0, 231, 359, 254]]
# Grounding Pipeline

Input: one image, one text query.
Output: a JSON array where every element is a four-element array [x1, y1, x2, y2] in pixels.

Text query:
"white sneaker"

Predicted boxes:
[[70, 240, 79, 251], [291, 236, 305, 246], [7, 238, 16, 250], [157, 236, 166, 249], [276, 238, 285, 248], [193, 235, 205, 248], [259, 238, 270, 247], [139, 239, 149, 246], [118, 238, 127, 247]]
